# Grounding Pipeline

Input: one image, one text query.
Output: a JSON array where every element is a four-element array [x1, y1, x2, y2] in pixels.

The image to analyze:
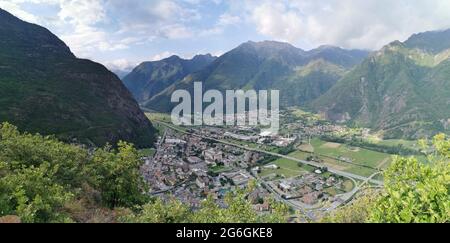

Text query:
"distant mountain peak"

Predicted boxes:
[[312, 28, 450, 139], [193, 53, 212, 58], [316, 45, 342, 50], [241, 40, 301, 50], [192, 53, 216, 61], [155, 54, 216, 63], [381, 40, 406, 51], [123, 53, 217, 102], [404, 28, 450, 54], [162, 55, 182, 62], [138, 39, 369, 112]]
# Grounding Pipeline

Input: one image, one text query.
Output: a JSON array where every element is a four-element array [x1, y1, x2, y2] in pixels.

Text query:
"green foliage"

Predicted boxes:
[[322, 134, 449, 223], [0, 123, 149, 222], [0, 161, 73, 223], [320, 191, 379, 223], [88, 142, 150, 208], [0, 122, 88, 188], [0, 123, 287, 223], [121, 182, 289, 223], [121, 198, 193, 223], [369, 134, 450, 223]]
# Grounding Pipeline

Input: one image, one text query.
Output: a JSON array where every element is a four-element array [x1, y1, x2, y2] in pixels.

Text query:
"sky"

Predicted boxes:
[[2, 0, 450, 72]]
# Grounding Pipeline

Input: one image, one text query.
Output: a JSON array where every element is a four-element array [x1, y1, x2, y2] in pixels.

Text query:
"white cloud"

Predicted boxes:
[[211, 50, 224, 57], [104, 58, 138, 72], [150, 51, 177, 61], [158, 24, 193, 39], [4, 0, 450, 65], [249, 0, 450, 50], [251, 2, 304, 44], [1, 0, 202, 58], [197, 13, 241, 37], [57, 0, 105, 25], [0, 0, 39, 23], [218, 13, 241, 26]]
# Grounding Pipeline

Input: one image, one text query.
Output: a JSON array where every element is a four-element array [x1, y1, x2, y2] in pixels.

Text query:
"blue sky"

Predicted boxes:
[[2, 0, 450, 72]]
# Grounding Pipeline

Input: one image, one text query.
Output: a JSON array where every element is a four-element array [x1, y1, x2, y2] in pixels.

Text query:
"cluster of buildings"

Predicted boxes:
[[270, 173, 344, 206], [139, 109, 359, 214], [141, 128, 270, 209], [192, 126, 296, 148], [279, 109, 348, 139]]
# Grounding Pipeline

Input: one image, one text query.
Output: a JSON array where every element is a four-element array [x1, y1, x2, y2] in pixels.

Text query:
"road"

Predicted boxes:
[[151, 119, 386, 220], [153, 120, 384, 186], [323, 171, 382, 211]]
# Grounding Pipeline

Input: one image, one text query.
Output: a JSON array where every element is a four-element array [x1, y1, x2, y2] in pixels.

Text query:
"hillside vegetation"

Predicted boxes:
[[323, 134, 449, 223], [141, 41, 368, 112], [1, 122, 447, 223], [0, 123, 288, 223], [312, 30, 450, 139], [0, 8, 156, 147]]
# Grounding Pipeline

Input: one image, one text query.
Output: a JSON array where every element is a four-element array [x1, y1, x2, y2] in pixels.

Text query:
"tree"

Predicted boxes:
[[369, 134, 449, 223], [121, 198, 192, 223], [322, 134, 449, 223], [0, 123, 150, 222], [0, 122, 88, 188], [320, 190, 379, 223], [0, 162, 73, 223], [88, 142, 150, 208], [121, 181, 289, 223]]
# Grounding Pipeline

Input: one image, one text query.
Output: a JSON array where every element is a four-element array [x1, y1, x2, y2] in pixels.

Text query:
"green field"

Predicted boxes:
[[288, 138, 392, 177], [145, 112, 172, 122], [260, 140, 388, 178], [310, 138, 392, 169], [364, 137, 420, 150], [145, 112, 189, 134], [259, 157, 312, 179]]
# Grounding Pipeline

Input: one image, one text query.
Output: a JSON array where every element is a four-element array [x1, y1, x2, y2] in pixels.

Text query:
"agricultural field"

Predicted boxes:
[[309, 138, 392, 169], [259, 157, 313, 179], [364, 135, 421, 151], [258, 138, 389, 179], [145, 112, 172, 123]]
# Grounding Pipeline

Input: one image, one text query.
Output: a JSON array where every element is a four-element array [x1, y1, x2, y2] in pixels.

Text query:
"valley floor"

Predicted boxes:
[[142, 109, 419, 221]]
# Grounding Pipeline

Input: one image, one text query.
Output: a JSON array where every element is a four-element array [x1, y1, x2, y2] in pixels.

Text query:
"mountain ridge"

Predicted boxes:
[[123, 54, 217, 102], [138, 40, 369, 112], [0, 8, 156, 147], [311, 29, 450, 138]]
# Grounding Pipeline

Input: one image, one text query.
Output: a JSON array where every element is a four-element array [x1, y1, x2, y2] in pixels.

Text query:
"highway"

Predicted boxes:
[[153, 120, 384, 186], [151, 119, 385, 220]]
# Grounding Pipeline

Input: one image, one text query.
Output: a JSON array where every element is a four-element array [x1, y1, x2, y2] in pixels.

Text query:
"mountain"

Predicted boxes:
[[404, 29, 450, 54], [142, 41, 369, 112], [112, 69, 131, 79], [123, 54, 217, 102], [0, 8, 156, 147], [311, 30, 450, 139]]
